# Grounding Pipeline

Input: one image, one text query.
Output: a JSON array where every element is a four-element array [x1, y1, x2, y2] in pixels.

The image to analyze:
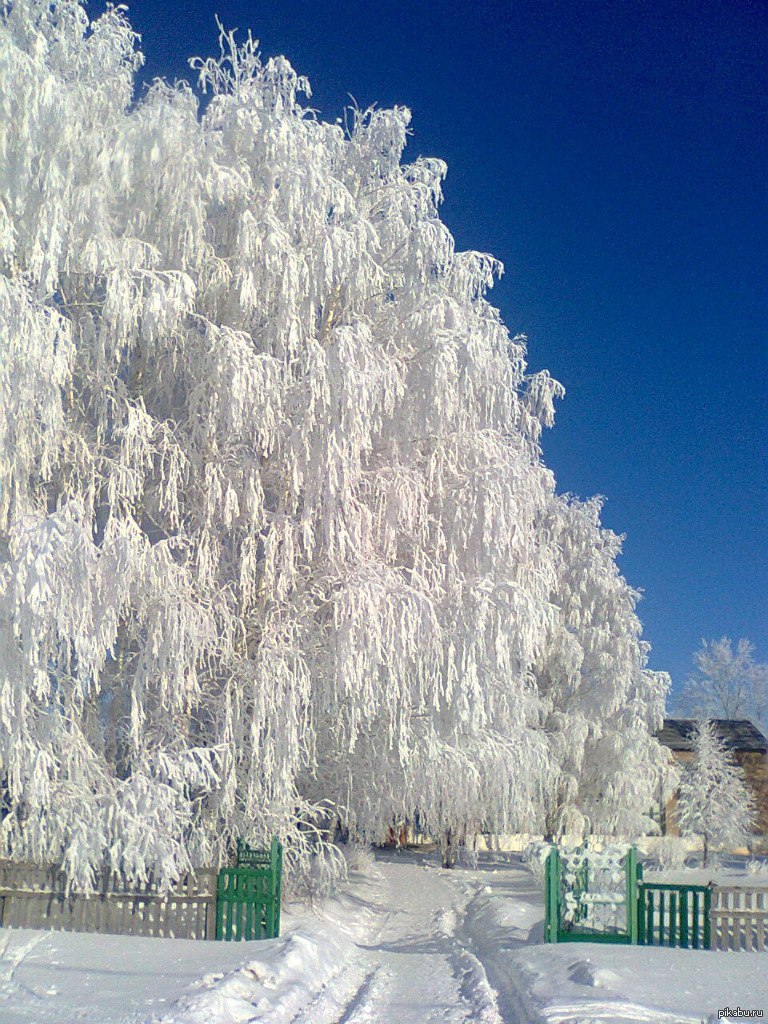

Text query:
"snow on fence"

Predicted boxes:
[[0, 860, 218, 939], [711, 886, 768, 952], [545, 846, 768, 952]]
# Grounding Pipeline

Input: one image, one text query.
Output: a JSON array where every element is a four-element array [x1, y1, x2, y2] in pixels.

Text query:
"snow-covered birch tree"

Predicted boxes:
[[0, 0, 669, 888], [676, 720, 756, 865]]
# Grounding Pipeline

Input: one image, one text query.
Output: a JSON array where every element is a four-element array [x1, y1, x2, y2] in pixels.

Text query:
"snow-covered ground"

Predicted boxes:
[[0, 850, 766, 1023]]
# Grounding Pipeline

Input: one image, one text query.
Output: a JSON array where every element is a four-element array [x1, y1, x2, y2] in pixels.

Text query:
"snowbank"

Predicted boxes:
[[511, 944, 767, 1024], [155, 866, 385, 1023]]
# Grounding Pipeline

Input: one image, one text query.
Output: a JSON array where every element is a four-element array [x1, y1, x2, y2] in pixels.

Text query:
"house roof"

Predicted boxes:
[[656, 718, 768, 754]]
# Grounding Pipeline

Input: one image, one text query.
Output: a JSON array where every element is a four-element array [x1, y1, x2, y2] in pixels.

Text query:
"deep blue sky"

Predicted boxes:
[[110, 0, 766, 692]]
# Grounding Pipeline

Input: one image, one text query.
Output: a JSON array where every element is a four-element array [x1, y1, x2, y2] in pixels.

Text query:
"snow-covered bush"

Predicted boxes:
[[0, 0, 669, 888], [341, 840, 376, 875], [456, 834, 480, 869], [522, 841, 551, 888], [653, 836, 688, 872]]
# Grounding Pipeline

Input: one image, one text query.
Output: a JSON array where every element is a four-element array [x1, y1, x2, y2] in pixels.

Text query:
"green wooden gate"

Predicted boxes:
[[215, 837, 282, 941], [545, 846, 714, 950], [545, 845, 640, 944], [637, 881, 711, 948]]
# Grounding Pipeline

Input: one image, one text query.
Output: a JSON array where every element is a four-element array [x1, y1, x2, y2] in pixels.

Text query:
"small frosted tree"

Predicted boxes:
[[676, 721, 756, 866]]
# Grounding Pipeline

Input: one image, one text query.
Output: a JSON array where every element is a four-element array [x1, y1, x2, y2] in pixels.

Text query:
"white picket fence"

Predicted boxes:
[[710, 885, 768, 952]]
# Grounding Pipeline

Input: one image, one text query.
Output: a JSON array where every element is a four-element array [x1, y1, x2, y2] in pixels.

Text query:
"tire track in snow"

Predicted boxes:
[[333, 966, 384, 1024], [286, 961, 382, 1024], [288, 903, 393, 1024], [288, 858, 502, 1024], [361, 858, 505, 1024], [447, 947, 504, 1024]]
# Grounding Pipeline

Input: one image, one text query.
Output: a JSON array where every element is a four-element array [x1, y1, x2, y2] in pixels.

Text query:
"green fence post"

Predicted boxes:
[[636, 860, 644, 945], [215, 869, 226, 940], [273, 838, 282, 938], [669, 891, 678, 946], [626, 847, 639, 944], [545, 846, 559, 943], [244, 871, 254, 940], [704, 884, 712, 949], [234, 870, 244, 941], [264, 876, 275, 938], [680, 888, 689, 948]]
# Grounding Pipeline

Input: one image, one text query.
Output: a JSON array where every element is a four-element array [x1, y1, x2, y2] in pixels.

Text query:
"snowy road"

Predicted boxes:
[[287, 855, 505, 1024]]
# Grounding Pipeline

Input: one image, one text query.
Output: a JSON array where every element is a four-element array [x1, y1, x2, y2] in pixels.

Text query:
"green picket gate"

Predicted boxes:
[[637, 880, 711, 948], [215, 837, 282, 941], [545, 845, 714, 950]]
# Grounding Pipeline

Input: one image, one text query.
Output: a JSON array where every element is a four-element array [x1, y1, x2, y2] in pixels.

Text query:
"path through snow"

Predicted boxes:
[[284, 854, 505, 1024]]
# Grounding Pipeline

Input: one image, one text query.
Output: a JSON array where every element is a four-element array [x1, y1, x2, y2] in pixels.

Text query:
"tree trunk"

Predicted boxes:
[[441, 827, 456, 868]]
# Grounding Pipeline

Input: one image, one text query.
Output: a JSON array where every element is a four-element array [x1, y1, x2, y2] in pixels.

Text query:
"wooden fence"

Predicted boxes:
[[0, 860, 217, 939], [711, 886, 768, 952]]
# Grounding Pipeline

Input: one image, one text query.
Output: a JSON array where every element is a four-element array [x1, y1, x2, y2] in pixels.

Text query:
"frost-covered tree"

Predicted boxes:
[[0, 0, 669, 889], [537, 496, 672, 837], [676, 721, 756, 865], [677, 638, 768, 736]]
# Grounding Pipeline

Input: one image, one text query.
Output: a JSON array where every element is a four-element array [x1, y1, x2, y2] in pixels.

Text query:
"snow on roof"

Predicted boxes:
[[656, 718, 768, 753]]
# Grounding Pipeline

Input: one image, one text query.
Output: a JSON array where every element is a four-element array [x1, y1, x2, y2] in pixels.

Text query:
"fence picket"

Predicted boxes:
[[709, 885, 768, 953], [758, 891, 766, 952]]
